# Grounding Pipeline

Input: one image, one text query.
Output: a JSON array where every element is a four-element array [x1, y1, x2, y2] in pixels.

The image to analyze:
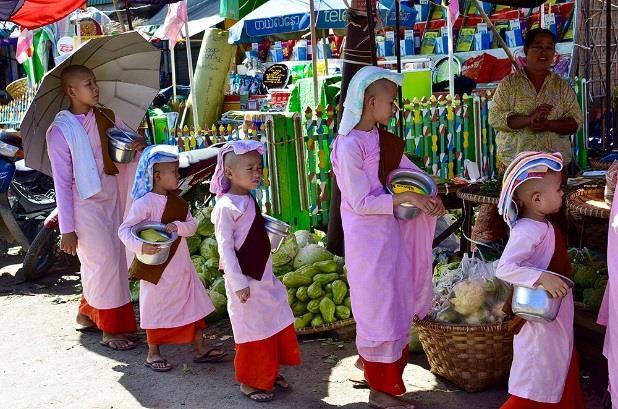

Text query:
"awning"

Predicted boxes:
[[146, 0, 222, 38]]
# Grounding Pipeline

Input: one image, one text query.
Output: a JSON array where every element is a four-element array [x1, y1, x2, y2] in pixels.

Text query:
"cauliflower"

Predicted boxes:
[[450, 280, 486, 316], [464, 309, 490, 325]]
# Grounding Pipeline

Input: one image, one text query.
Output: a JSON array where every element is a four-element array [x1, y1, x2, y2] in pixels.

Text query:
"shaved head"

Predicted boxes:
[[514, 170, 561, 207], [364, 79, 398, 103], [61, 65, 94, 93]]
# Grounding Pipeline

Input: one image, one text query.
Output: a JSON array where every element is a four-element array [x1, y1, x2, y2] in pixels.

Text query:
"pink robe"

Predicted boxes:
[[47, 109, 137, 310], [496, 219, 574, 403], [211, 194, 294, 344], [600, 198, 618, 407], [331, 128, 436, 363], [118, 192, 214, 329]]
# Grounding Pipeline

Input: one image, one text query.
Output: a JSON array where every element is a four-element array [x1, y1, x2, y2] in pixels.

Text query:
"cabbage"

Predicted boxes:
[[187, 235, 202, 255], [129, 280, 140, 303], [195, 207, 215, 237], [294, 230, 315, 248], [272, 234, 299, 267], [293, 244, 334, 269], [191, 255, 206, 272], [206, 290, 228, 322], [210, 277, 226, 296], [200, 237, 219, 260], [449, 280, 486, 316]]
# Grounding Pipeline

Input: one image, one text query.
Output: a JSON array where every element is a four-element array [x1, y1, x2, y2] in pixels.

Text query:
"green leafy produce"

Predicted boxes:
[[210, 277, 226, 296], [436, 306, 461, 323], [292, 301, 308, 316], [294, 312, 314, 329], [287, 288, 296, 305], [313, 260, 338, 273], [294, 230, 316, 248], [332, 280, 348, 305], [282, 271, 313, 288], [130, 280, 140, 303], [573, 264, 601, 289], [307, 282, 324, 299], [319, 297, 336, 323], [583, 288, 604, 311], [335, 305, 351, 320], [192, 255, 206, 273], [274, 263, 294, 277], [307, 299, 321, 313], [595, 275, 609, 290], [408, 328, 423, 353], [197, 269, 212, 287], [187, 235, 202, 255], [272, 234, 299, 267], [479, 178, 501, 198], [200, 237, 219, 260], [196, 207, 215, 236], [344, 296, 352, 309], [296, 286, 309, 302], [313, 230, 327, 246], [311, 315, 324, 327], [293, 244, 334, 269], [333, 255, 345, 273], [433, 261, 460, 278], [313, 273, 339, 286], [206, 290, 228, 322]]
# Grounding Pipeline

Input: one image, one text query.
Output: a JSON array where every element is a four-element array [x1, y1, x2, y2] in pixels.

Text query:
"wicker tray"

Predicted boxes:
[[295, 318, 355, 336], [6, 78, 27, 99], [414, 317, 514, 392], [590, 157, 612, 171], [456, 184, 499, 205], [566, 187, 610, 219]]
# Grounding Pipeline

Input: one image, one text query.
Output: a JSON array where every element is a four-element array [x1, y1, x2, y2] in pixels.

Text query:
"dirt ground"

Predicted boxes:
[[0, 259, 608, 409]]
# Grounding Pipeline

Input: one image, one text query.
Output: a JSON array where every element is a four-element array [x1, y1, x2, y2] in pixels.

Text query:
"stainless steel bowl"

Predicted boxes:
[[130, 222, 178, 266], [263, 214, 291, 252], [107, 127, 137, 163], [385, 169, 437, 220], [512, 270, 574, 322]]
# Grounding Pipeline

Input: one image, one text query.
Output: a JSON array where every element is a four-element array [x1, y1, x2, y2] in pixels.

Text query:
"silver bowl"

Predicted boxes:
[[512, 270, 574, 323], [107, 127, 137, 163], [263, 214, 291, 252], [130, 222, 178, 266], [385, 169, 437, 220]]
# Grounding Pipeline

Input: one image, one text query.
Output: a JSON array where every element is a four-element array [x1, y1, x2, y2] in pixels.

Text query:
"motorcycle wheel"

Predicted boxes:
[[21, 225, 61, 281]]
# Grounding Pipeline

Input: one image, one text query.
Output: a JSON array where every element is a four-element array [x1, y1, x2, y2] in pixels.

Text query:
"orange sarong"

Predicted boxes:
[[79, 295, 137, 334], [501, 351, 585, 409], [234, 324, 301, 391], [361, 347, 409, 396], [146, 319, 206, 345]]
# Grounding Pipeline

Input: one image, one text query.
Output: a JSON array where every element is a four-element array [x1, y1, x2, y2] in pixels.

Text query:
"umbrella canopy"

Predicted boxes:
[[1, 0, 86, 30], [20, 31, 161, 176], [228, 0, 416, 44]]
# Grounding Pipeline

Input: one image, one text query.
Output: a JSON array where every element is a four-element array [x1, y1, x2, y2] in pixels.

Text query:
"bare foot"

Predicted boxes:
[[76, 313, 96, 329], [240, 384, 274, 402], [100, 332, 136, 351], [368, 389, 414, 409]]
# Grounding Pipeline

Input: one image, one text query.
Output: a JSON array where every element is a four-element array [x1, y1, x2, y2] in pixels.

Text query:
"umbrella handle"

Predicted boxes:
[[95, 104, 136, 139]]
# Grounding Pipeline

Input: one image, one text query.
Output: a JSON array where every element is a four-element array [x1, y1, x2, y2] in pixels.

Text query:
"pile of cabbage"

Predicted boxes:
[[429, 254, 511, 325], [569, 247, 607, 312]]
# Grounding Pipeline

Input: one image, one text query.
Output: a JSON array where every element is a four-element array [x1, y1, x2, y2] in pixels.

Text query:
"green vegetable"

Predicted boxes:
[[344, 296, 352, 309], [595, 275, 609, 290], [210, 277, 226, 296], [287, 288, 297, 305], [129, 280, 140, 303], [282, 271, 313, 288], [273, 263, 294, 277], [313, 273, 339, 286], [272, 234, 299, 267], [206, 290, 228, 322], [294, 230, 316, 248], [307, 299, 321, 313], [325, 283, 333, 292], [573, 264, 599, 289], [311, 315, 324, 327], [195, 207, 215, 236], [187, 236, 202, 255], [191, 255, 206, 274], [319, 297, 336, 323], [333, 255, 345, 273], [294, 312, 314, 329], [335, 305, 351, 320], [292, 301, 308, 316], [296, 265, 318, 280], [307, 282, 325, 299], [408, 327, 423, 353], [296, 286, 309, 302], [436, 306, 461, 323], [583, 288, 604, 311], [478, 178, 502, 198], [313, 260, 338, 273], [331, 280, 348, 305], [199, 237, 219, 260], [293, 244, 334, 269]]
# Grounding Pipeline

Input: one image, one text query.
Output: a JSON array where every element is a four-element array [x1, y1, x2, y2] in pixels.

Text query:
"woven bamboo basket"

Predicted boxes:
[[456, 184, 499, 205], [295, 318, 355, 336], [6, 78, 27, 99], [413, 317, 514, 392], [589, 157, 612, 171]]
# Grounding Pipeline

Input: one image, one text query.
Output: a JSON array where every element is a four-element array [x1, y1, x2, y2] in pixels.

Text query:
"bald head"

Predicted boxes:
[[61, 65, 94, 93], [514, 170, 563, 211], [364, 79, 398, 103]]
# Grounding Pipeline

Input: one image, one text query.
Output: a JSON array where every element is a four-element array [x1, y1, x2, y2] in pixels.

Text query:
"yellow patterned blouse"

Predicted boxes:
[[488, 70, 583, 168]]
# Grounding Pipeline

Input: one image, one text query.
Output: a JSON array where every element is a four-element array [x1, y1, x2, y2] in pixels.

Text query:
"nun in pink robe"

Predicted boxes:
[[331, 66, 437, 397], [47, 108, 139, 336]]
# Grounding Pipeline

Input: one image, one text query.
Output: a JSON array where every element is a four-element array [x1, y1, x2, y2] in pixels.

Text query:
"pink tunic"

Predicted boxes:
[[496, 219, 574, 403], [331, 128, 436, 363], [118, 192, 214, 329], [47, 109, 137, 309], [600, 198, 618, 407], [211, 194, 294, 344]]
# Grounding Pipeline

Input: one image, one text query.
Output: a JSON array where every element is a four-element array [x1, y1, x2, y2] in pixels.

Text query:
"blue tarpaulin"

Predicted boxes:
[[229, 0, 416, 44]]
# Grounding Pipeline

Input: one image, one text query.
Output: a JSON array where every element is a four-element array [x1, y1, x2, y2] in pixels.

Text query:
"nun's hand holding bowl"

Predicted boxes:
[[128, 136, 147, 152]]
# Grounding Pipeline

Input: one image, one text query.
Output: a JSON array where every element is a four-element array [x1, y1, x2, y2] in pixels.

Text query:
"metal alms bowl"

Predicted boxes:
[[130, 222, 178, 266], [512, 270, 574, 323], [107, 127, 137, 163], [263, 214, 291, 252], [385, 169, 437, 220]]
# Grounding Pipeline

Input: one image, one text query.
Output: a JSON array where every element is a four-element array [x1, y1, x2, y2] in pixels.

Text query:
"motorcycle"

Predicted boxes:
[[22, 143, 222, 280]]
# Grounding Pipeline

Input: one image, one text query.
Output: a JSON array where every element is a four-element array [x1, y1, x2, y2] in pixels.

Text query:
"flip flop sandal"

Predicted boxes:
[[99, 339, 136, 351], [274, 375, 290, 390], [144, 359, 173, 373], [75, 326, 99, 333], [193, 348, 228, 363], [350, 379, 370, 389], [244, 390, 274, 403]]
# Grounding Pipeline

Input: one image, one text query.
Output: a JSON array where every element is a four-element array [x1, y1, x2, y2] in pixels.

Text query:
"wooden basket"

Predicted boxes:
[[566, 187, 610, 219], [456, 184, 499, 205], [6, 78, 27, 99], [295, 318, 355, 336], [413, 317, 514, 392]]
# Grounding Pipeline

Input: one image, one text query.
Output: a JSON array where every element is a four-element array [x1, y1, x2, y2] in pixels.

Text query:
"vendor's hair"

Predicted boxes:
[[524, 28, 556, 48]]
